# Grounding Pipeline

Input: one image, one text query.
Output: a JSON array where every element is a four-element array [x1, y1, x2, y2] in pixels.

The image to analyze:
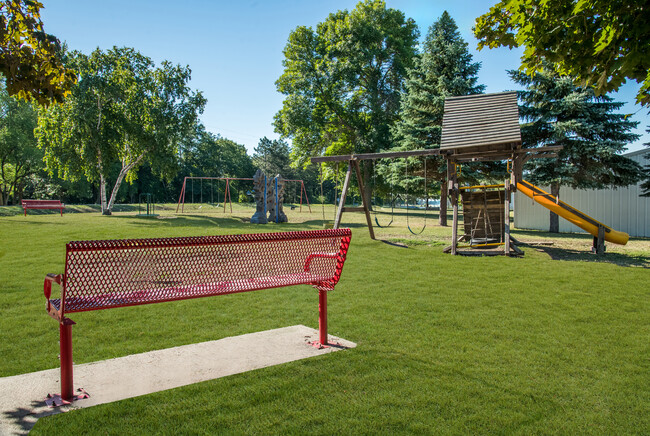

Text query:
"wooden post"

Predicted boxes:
[[333, 161, 353, 229], [594, 225, 606, 255], [504, 179, 511, 255], [353, 160, 375, 240], [447, 159, 458, 255]]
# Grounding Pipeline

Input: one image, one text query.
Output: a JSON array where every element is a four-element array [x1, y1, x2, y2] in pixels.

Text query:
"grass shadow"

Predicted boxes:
[[525, 244, 649, 268]]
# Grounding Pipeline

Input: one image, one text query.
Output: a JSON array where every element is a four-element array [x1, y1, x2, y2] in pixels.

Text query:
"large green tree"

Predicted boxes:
[[0, 83, 40, 204], [36, 47, 205, 214], [474, 0, 650, 106], [181, 126, 254, 179], [274, 0, 419, 199], [391, 11, 485, 225], [252, 137, 293, 178], [0, 1, 76, 105], [512, 69, 642, 232]]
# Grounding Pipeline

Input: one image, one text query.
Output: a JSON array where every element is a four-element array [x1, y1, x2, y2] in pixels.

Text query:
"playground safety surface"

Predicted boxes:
[[0, 325, 356, 435]]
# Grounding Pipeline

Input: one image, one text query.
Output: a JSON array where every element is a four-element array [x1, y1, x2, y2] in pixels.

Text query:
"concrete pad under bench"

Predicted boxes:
[[0, 325, 356, 435]]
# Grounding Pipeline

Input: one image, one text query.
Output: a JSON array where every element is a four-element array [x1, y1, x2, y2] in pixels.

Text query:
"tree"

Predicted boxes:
[[36, 47, 205, 214], [0, 82, 40, 204], [274, 0, 419, 200], [181, 126, 254, 179], [392, 11, 485, 225], [252, 137, 293, 177], [474, 0, 650, 106], [0, 1, 76, 105], [512, 69, 642, 232]]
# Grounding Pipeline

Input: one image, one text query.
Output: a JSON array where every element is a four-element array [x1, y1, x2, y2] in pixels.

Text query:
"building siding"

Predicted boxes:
[[514, 150, 650, 238]]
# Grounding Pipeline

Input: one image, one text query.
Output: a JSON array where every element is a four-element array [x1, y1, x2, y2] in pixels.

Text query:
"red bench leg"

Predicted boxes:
[[59, 321, 74, 402], [318, 289, 327, 346]]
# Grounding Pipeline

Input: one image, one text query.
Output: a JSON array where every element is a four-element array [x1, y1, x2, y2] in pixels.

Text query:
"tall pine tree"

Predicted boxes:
[[391, 11, 485, 225], [511, 69, 642, 232]]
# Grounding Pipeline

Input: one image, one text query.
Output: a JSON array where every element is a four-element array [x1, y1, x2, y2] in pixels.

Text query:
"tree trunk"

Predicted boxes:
[[106, 154, 145, 215], [439, 179, 448, 226], [99, 173, 110, 215], [106, 168, 130, 214], [549, 182, 560, 233]]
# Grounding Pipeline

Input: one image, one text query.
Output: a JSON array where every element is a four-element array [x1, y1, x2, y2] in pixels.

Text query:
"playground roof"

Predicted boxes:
[[440, 91, 522, 160]]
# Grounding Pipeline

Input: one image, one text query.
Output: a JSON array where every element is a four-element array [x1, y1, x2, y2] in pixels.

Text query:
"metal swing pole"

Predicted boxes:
[[176, 177, 187, 213]]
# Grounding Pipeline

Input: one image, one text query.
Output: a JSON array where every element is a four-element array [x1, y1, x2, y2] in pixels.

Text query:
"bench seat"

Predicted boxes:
[[48, 271, 333, 313]]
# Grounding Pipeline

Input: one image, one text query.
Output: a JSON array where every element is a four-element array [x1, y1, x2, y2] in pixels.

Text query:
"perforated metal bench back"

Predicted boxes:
[[58, 229, 351, 314]]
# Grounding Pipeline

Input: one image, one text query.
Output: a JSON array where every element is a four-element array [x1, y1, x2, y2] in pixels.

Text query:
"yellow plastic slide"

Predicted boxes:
[[516, 180, 629, 245]]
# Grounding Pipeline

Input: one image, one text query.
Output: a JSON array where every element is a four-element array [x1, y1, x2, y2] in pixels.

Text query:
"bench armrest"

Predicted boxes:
[[44, 274, 63, 321], [303, 252, 338, 273]]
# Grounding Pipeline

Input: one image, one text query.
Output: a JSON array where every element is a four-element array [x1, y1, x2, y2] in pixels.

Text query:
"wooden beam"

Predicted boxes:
[[447, 159, 459, 255], [311, 148, 440, 164], [333, 162, 352, 229], [353, 160, 375, 240]]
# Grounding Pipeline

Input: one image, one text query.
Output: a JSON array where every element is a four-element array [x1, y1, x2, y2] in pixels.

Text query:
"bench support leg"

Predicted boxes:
[[318, 289, 327, 346], [60, 322, 74, 402]]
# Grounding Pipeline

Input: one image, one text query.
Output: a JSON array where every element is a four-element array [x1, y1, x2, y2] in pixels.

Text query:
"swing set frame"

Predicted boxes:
[[311, 149, 440, 240], [175, 176, 311, 214]]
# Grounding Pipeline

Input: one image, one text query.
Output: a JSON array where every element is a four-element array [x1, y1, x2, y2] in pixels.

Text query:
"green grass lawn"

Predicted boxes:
[[1, 205, 648, 434]]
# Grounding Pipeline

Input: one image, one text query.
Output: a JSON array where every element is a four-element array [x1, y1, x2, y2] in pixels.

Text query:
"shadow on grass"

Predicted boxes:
[[526, 245, 649, 268], [513, 230, 649, 268]]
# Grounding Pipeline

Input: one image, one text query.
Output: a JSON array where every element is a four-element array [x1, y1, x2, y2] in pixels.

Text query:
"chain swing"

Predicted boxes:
[[405, 157, 428, 235], [372, 159, 394, 228]]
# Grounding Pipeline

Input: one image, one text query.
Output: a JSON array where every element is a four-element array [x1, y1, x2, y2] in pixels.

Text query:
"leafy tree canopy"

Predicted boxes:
[[0, 81, 40, 204], [0, 0, 76, 105], [36, 47, 205, 214], [274, 0, 419, 164], [474, 1, 650, 106], [181, 125, 254, 179]]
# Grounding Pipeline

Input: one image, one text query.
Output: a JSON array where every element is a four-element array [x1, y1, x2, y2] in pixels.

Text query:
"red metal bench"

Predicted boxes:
[[22, 199, 65, 216], [44, 228, 352, 402]]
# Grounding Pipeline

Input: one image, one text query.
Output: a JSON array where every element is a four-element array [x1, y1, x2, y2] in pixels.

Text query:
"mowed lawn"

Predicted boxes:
[[1, 207, 648, 434]]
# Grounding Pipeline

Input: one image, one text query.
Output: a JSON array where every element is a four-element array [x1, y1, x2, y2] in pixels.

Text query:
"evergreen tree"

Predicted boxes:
[[390, 11, 485, 225], [511, 69, 642, 232], [252, 137, 293, 178]]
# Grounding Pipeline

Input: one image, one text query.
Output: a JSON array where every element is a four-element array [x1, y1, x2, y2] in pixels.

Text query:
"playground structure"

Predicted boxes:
[[441, 91, 628, 255], [175, 176, 311, 214], [310, 91, 628, 255]]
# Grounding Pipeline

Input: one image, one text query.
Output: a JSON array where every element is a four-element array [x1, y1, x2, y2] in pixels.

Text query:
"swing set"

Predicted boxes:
[[312, 149, 440, 240], [175, 176, 311, 214]]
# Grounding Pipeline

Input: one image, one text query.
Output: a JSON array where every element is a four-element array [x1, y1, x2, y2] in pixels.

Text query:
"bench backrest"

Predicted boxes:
[[58, 229, 351, 315], [22, 199, 63, 207]]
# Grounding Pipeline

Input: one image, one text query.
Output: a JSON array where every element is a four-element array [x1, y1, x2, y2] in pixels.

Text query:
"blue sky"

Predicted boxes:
[[41, 0, 648, 154]]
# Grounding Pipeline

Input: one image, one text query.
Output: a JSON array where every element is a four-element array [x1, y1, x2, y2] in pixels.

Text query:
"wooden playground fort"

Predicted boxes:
[[175, 176, 311, 214], [312, 91, 629, 255]]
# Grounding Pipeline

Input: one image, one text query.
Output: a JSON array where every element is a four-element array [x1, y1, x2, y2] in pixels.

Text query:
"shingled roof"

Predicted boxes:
[[440, 92, 521, 158]]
